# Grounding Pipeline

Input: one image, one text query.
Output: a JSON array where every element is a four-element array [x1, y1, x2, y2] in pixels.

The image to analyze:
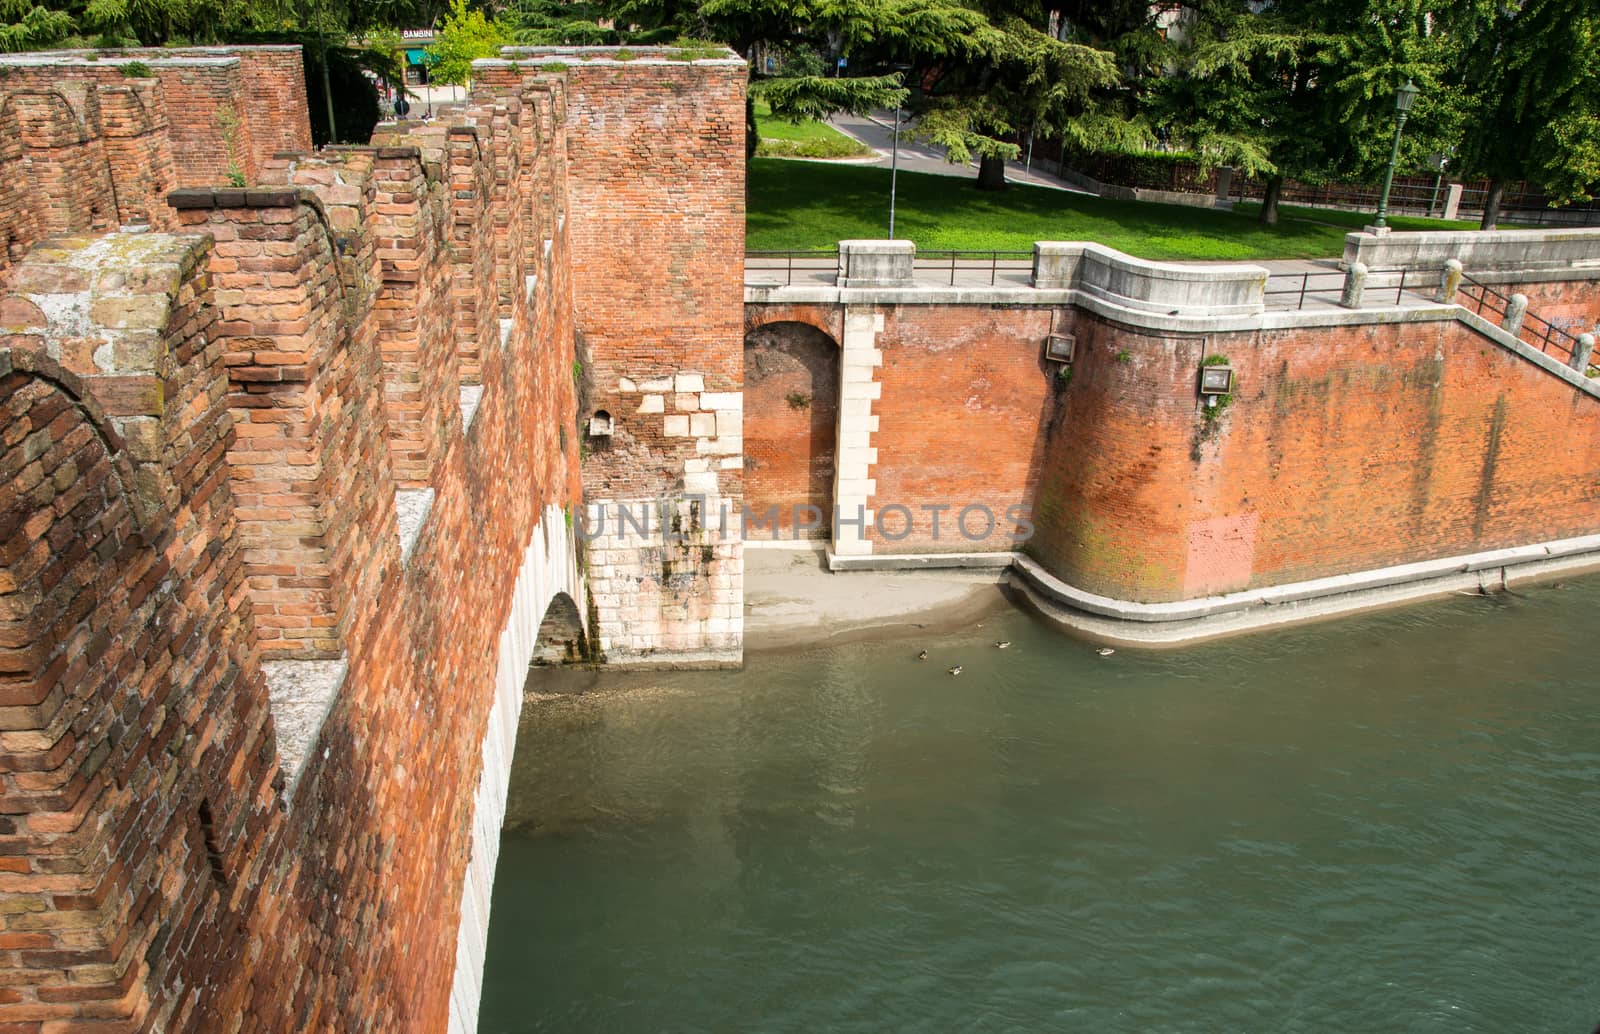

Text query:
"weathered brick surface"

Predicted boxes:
[[1029, 311, 1600, 601], [867, 305, 1052, 551], [477, 54, 747, 662], [0, 48, 679, 1032], [742, 321, 838, 539], [0, 252, 284, 1033], [0, 48, 312, 277]]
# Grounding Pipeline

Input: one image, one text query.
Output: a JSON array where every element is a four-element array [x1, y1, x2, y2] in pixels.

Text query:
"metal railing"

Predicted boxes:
[[1263, 270, 1347, 309], [1458, 274, 1585, 366], [913, 249, 1033, 286], [744, 249, 838, 286], [1263, 267, 1436, 310]]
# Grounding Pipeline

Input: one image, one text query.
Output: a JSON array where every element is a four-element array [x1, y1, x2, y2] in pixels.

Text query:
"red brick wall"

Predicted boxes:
[[1, 266, 285, 1032], [1029, 311, 1600, 602], [0, 47, 312, 276], [743, 321, 838, 539], [867, 305, 1053, 551], [547, 58, 747, 499]]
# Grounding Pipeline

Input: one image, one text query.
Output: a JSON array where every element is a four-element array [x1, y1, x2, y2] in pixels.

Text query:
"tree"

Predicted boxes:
[[1449, 0, 1600, 227], [913, 8, 1122, 190], [426, 0, 505, 89], [1172, 0, 1458, 225]]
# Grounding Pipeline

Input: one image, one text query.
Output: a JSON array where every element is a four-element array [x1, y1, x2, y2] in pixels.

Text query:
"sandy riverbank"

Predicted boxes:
[[742, 547, 1011, 651]]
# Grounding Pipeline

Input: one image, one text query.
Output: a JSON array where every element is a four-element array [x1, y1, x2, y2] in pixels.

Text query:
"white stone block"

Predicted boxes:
[[833, 536, 873, 555], [839, 430, 872, 450], [618, 377, 636, 392], [699, 435, 741, 455], [837, 478, 876, 497], [641, 377, 673, 392], [716, 411, 741, 436], [684, 458, 710, 473], [840, 398, 873, 418], [700, 391, 742, 411], [837, 459, 870, 481], [718, 457, 742, 469], [675, 373, 705, 393], [664, 415, 690, 437], [639, 394, 664, 414], [842, 364, 877, 383], [684, 471, 719, 494], [675, 392, 700, 411], [690, 412, 716, 437]]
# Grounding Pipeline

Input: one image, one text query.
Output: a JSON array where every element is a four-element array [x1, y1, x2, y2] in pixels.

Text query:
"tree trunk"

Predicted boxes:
[[977, 153, 1007, 191], [1480, 177, 1504, 230], [1259, 175, 1283, 226], [745, 94, 758, 160]]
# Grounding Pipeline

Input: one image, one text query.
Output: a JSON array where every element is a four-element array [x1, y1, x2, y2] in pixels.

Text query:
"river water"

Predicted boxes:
[[479, 579, 1600, 1033]]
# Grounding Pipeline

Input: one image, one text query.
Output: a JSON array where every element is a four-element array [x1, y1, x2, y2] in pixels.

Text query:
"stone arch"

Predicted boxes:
[[743, 320, 841, 541], [529, 590, 586, 667]]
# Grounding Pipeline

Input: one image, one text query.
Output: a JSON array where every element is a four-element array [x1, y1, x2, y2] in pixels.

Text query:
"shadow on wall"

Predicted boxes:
[[528, 590, 587, 670], [743, 321, 840, 539]]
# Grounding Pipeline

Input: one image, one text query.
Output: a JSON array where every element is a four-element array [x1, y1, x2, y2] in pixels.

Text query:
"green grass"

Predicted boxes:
[[753, 101, 872, 160], [1234, 201, 1481, 232], [747, 158, 1473, 260]]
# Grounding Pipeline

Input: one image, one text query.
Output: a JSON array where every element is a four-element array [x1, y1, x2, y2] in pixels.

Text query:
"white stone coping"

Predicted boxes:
[[261, 656, 347, 802], [396, 487, 436, 566], [1034, 241, 1269, 315], [481, 45, 745, 68], [1343, 226, 1600, 273], [1456, 310, 1600, 399], [459, 384, 484, 432], [747, 280, 1459, 334], [0, 51, 243, 67], [816, 533, 1600, 641]]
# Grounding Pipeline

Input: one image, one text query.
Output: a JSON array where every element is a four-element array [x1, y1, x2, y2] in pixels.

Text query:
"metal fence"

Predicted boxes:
[[1458, 274, 1586, 366], [744, 249, 838, 286], [1263, 267, 1438, 310], [913, 250, 1033, 286]]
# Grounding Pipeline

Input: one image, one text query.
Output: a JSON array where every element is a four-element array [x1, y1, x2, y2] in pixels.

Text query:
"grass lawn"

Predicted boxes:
[[752, 101, 872, 159], [747, 158, 1474, 260], [1234, 201, 1481, 232]]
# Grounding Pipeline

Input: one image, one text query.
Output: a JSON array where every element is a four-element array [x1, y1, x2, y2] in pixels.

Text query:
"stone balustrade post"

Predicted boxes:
[[1340, 261, 1369, 309], [837, 240, 915, 288], [1571, 333, 1596, 373], [1436, 259, 1464, 304], [1503, 293, 1529, 337]]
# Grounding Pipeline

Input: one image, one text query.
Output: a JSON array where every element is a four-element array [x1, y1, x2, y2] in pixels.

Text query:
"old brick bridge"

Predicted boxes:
[[1, 44, 1598, 1032]]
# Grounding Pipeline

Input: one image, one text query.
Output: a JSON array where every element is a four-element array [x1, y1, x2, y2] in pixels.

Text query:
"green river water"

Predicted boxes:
[[479, 578, 1600, 1033]]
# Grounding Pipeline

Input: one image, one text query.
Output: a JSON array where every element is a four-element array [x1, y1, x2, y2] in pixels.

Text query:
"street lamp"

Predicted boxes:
[[1372, 79, 1421, 230]]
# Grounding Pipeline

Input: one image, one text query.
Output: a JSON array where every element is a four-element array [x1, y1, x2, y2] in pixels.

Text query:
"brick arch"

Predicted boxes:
[[0, 88, 119, 240], [529, 590, 586, 666], [743, 320, 840, 541], [0, 361, 152, 1026], [745, 303, 840, 343]]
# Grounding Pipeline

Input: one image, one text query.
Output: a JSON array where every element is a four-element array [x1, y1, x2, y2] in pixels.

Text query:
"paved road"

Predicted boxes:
[[824, 111, 1096, 194]]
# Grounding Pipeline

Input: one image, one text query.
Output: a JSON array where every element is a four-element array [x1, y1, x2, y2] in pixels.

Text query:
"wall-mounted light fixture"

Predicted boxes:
[[588, 409, 614, 437], [1044, 333, 1076, 363], [1199, 364, 1233, 406]]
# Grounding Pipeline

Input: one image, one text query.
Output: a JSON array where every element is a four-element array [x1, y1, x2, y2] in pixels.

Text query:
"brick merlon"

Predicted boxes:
[[166, 187, 304, 210]]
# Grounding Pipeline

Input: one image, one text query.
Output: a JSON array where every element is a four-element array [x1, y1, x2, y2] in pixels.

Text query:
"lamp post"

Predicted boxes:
[[888, 105, 901, 238], [1372, 79, 1420, 230]]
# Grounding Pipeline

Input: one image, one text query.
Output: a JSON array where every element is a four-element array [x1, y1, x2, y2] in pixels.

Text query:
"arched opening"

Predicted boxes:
[[528, 591, 586, 669], [743, 320, 839, 541]]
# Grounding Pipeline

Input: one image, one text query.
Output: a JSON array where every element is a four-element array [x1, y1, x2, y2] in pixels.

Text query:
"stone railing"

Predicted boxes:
[[1343, 226, 1600, 273]]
